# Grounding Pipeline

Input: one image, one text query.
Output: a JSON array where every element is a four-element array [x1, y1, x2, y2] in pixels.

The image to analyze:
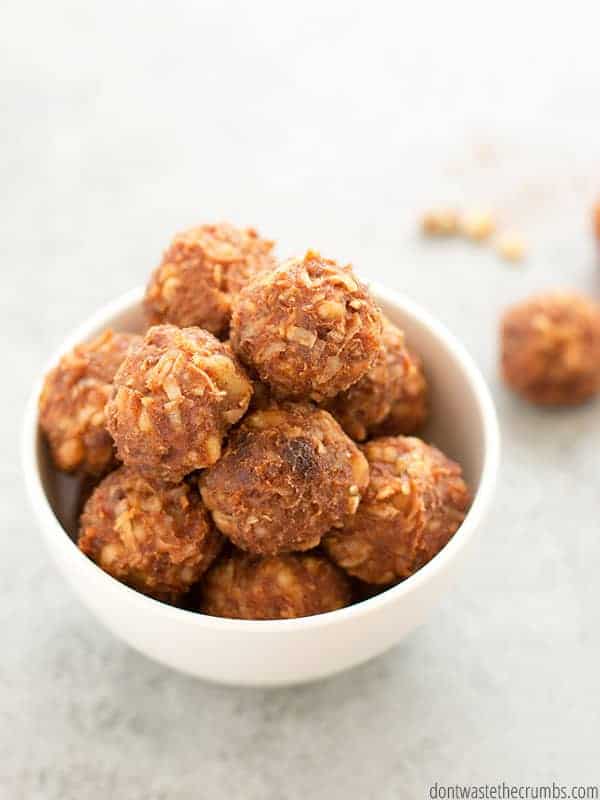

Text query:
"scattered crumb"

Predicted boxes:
[[421, 210, 459, 237], [420, 206, 528, 264], [495, 233, 526, 263], [460, 210, 496, 242]]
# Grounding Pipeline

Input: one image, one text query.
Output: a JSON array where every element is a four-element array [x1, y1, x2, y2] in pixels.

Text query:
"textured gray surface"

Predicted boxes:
[[2, 2, 600, 797]]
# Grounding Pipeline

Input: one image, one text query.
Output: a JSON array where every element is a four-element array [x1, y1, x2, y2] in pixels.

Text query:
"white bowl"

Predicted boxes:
[[22, 285, 499, 687]]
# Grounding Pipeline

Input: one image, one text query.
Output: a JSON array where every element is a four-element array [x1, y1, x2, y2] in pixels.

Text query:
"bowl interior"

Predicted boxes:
[[37, 286, 492, 575]]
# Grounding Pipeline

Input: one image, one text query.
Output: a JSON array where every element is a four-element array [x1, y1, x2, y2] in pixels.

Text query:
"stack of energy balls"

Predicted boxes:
[[39, 223, 471, 620]]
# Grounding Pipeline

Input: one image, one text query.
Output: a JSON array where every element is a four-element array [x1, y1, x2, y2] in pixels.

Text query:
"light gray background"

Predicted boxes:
[[2, 2, 600, 798]]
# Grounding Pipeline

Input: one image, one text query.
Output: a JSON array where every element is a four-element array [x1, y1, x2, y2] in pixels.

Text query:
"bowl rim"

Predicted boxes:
[[22, 284, 500, 633]]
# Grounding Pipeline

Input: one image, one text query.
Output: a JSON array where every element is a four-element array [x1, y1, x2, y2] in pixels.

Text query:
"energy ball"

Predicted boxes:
[[79, 467, 222, 602], [501, 291, 600, 405], [230, 251, 383, 401], [106, 324, 252, 482], [145, 222, 276, 337], [199, 403, 370, 555], [322, 318, 428, 441], [200, 550, 352, 620], [371, 348, 428, 437], [39, 329, 140, 475], [323, 436, 470, 585]]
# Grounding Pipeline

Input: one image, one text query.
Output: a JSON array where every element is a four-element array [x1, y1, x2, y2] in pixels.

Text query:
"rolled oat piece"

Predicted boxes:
[[200, 549, 352, 620], [79, 467, 222, 602], [199, 403, 370, 555], [39, 329, 140, 475], [322, 318, 428, 441], [145, 222, 276, 337], [106, 324, 252, 482], [230, 251, 383, 401], [323, 436, 471, 585], [501, 291, 600, 405]]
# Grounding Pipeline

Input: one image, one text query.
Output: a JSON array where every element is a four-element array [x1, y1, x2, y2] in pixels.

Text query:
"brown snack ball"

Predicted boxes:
[[200, 550, 352, 620], [145, 222, 276, 337], [370, 347, 428, 437], [39, 329, 140, 475], [322, 319, 428, 441], [106, 324, 252, 482], [230, 251, 383, 401], [501, 291, 600, 406], [199, 403, 370, 556], [323, 436, 470, 585], [79, 467, 222, 602]]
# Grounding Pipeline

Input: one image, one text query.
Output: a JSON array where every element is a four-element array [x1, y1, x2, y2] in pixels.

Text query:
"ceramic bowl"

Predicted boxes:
[[22, 285, 499, 687]]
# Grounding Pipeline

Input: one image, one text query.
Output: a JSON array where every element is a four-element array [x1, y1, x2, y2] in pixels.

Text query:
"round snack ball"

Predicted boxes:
[[200, 550, 352, 620], [323, 436, 471, 585], [79, 467, 222, 602], [39, 329, 140, 475], [230, 251, 383, 401], [106, 324, 252, 482], [145, 222, 276, 337], [199, 403, 370, 556], [370, 347, 428, 437], [322, 318, 428, 441], [501, 291, 600, 406]]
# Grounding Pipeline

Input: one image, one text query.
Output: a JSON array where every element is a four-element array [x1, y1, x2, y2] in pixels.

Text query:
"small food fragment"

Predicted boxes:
[[199, 403, 370, 555], [421, 209, 459, 237], [323, 436, 470, 585], [460, 210, 496, 242], [495, 233, 526, 263], [594, 202, 600, 245], [322, 318, 428, 441], [79, 467, 222, 602], [200, 549, 352, 620], [501, 291, 600, 405], [106, 324, 252, 482], [230, 250, 383, 401], [145, 222, 276, 337], [39, 330, 140, 475]]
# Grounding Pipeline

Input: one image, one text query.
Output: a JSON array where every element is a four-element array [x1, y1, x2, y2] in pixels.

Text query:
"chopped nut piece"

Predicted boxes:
[[501, 291, 600, 405], [460, 210, 496, 241], [286, 325, 317, 348], [200, 550, 352, 620], [421, 209, 459, 236], [79, 467, 222, 602], [199, 402, 369, 555], [495, 233, 526, 263], [318, 300, 345, 320], [39, 329, 141, 475], [322, 317, 428, 441], [230, 251, 383, 401], [145, 222, 276, 337], [323, 436, 471, 585], [106, 324, 252, 482]]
